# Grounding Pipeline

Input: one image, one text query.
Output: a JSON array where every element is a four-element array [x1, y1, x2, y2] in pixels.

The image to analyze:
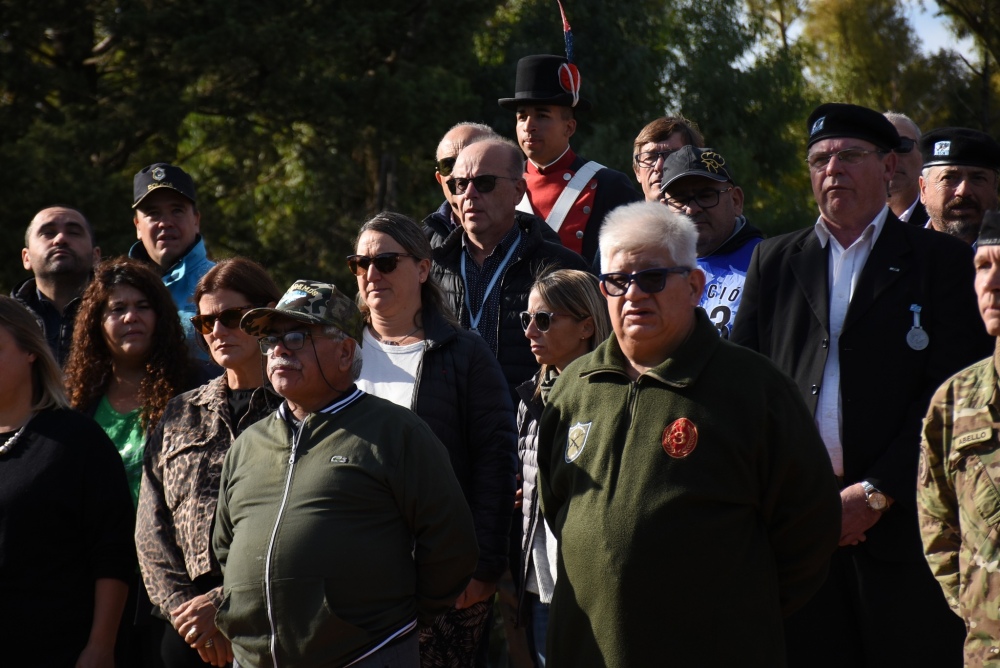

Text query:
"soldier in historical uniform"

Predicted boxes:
[[919, 210, 1000, 665], [500, 54, 640, 264]]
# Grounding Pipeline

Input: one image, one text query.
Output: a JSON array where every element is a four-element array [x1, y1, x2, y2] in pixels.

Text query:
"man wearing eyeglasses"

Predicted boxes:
[[213, 279, 478, 668], [500, 55, 640, 264], [884, 111, 928, 226], [659, 146, 764, 338], [732, 103, 992, 667], [631, 115, 703, 202], [431, 137, 588, 402], [537, 201, 841, 667], [919, 126, 1000, 246]]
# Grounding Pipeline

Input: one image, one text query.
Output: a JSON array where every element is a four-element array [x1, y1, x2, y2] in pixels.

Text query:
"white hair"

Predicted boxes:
[[599, 201, 698, 272], [323, 325, 363, 380]]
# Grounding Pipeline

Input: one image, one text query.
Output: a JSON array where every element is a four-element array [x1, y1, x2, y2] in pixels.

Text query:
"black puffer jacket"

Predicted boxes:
[[410, 306, 519, 583], [431, 215, 589, 401], [422, 202, 565, 249]]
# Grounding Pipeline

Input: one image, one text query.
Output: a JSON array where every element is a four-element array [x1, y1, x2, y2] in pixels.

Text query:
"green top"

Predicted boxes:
[[93, 395, 144, 507]]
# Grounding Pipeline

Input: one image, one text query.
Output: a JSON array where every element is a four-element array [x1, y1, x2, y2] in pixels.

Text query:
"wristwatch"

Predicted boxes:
[[861, 481, 889, 511]]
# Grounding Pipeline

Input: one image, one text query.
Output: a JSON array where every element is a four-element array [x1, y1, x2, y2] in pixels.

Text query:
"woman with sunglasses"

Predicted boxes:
[[516, 268, 610, 666], [136, 258, 281, 668], [350, 211, 517, 667]]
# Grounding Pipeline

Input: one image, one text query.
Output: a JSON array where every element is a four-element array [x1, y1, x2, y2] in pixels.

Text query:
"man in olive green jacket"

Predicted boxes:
[[538, 202, 841, 667]]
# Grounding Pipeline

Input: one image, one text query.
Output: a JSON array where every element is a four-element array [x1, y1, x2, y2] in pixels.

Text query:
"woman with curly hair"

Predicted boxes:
[[64, 256, 201, 505]]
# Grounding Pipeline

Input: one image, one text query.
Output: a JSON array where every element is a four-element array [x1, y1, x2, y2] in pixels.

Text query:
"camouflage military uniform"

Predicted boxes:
[[919, 340, 1000, 666]]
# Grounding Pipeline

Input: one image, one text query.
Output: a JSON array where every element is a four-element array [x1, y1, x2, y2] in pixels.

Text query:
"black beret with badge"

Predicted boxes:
[[977, 210, 1000, 247], [133, 163, 197, 208], [806, 103, 901, 151], [920, 127, 1000, 170]]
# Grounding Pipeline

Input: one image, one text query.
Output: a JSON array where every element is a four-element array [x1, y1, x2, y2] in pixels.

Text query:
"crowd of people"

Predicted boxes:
[[4, 50, 1000, 668]]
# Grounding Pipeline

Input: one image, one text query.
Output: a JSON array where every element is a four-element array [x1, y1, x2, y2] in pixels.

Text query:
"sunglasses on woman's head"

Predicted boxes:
[[190, 305, 255, 335], [346, 252, 414, 276]]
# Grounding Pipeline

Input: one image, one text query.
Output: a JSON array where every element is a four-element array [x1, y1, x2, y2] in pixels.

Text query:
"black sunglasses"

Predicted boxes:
[[445, 175, 519, 196], [190, 305, 255, 335], [436, 157, 457, 177], [894, 136, 916, 154], [520, 311, 574, 332], [346, 252, 414, 276], [599, 267, 691, 297]]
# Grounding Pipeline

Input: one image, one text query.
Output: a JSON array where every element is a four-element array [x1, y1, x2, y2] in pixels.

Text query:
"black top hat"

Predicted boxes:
[[498, 55, 591, 112], [920, 127, 1000, 170]]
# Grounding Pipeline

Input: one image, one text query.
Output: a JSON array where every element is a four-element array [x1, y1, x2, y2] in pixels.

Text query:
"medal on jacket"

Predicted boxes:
[[662, 418, 698, 458], [906, 304, 929, 351]]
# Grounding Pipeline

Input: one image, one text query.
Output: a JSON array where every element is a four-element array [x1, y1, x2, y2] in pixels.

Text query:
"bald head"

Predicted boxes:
[[436, 123, 499, 219]]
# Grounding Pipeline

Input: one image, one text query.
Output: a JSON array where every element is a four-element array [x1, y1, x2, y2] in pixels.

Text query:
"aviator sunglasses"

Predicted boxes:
[[599, 267, 691, 297], [190, 305, 255, 334], [346, 252, 414, 276], [520, 311, 576, 332]]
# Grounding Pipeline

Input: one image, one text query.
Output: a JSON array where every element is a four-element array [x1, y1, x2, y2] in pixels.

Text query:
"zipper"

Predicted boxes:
[[263, 415, 305, 668]]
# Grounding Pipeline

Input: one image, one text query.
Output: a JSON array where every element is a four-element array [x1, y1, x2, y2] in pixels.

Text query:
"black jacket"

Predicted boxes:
[[410, 307, 519, 583], [12, 277, 83, 367], [431, 216, 589, 401], [731, 214, 992, 561]]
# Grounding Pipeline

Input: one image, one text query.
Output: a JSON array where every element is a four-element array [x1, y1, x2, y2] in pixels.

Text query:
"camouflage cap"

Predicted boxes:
[[240, 280, 364, 346]]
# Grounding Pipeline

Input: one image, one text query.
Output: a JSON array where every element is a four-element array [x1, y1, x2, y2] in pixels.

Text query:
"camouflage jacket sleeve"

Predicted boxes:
[[917, 378, 965, 612]]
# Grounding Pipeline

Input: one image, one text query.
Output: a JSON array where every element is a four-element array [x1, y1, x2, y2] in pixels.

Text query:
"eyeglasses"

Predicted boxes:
[[663, 187, 734, 211], [894, 137, 916, 154], [634, 150, 674, 168], [519, 311, 575, 332], [600, 267, 691, 297], [445, 175, 519, 196], [436, 157, 457, 177], [190, 305, 255, 334], [258, 330, 317, 354], [346, 252, 414, 276], [806, 148, 882, 171]]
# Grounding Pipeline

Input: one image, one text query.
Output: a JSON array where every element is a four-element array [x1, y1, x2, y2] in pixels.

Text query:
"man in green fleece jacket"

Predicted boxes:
[[213, 280, 478, 668], [537, 202, 842, 667]]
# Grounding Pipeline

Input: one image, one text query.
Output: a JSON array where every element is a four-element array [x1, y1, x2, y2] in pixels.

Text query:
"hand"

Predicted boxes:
[[75, 640, 114, 668], [514, 474, 524, 511], [839, 483, 886, 547], [454, 578, 497, 610], [174, 594, 232, 666]]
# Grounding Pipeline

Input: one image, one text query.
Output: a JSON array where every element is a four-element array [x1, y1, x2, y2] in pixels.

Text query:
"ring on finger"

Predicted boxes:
[[185, 627, 198, 641], [204, 638, 215, 648]]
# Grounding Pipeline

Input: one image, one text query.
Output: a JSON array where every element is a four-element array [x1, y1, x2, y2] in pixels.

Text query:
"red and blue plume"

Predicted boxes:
[[556, 0, 581, 107]]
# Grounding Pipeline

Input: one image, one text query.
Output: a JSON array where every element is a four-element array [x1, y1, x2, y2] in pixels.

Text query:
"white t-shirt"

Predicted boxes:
[[355, 327, 425, 409]]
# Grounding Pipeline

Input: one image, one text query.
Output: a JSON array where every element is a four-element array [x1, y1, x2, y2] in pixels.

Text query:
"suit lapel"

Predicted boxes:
[[788, 231, 831, 333], [843, 216, 911, 332]]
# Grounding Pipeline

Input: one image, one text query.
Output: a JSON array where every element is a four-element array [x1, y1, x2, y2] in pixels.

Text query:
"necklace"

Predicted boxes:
[[0, 414, 33, 456], [370, 324, 422, 346]]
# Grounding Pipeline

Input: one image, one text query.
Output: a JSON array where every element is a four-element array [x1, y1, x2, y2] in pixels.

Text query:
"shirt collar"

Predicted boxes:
[[461, 222, 522, 262], [813, 205, 889, 250]]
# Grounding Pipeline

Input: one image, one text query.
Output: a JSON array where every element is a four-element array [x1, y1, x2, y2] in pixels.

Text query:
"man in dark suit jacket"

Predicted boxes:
[[884, 111, 927, 225], [731, 103, 993, 667]]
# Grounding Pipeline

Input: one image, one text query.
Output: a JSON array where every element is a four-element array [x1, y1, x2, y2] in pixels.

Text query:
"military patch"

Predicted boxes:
[[662, 418, 698, 458], [918, 448, 929, 486], [151, 166, 166, 181], [956, 428, 992, 448], [934, 140, 952, 157], [810, 116, 825, 135], [330, 455, 349, 463], [565, 422, 591, 462]]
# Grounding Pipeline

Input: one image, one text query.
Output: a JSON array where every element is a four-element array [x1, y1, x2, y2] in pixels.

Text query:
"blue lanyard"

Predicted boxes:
[[460, 235, 521, 333]]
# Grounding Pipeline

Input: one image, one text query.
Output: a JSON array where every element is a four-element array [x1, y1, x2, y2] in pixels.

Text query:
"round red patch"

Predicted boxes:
[[662, 418, 698, 458], [558, 62, 581, 96]]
